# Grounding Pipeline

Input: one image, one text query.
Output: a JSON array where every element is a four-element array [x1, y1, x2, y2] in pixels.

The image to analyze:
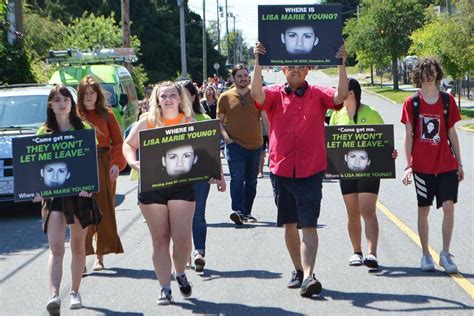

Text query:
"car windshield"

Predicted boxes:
[[0, 95, 47, 128]]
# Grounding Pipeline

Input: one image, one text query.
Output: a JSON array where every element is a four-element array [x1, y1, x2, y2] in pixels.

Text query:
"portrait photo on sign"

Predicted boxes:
[[258, 4, 343, 66], [139, 120, 221, 192], [12, 129, 99, 201], [325, 124, 396, 180]]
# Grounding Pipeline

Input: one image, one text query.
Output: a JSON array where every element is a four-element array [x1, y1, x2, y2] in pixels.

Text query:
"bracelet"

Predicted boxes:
[[404, 166, 412, 171]]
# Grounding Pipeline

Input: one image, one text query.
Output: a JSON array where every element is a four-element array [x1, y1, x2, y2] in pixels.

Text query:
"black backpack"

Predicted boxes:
[[411, 91, 450, 139]]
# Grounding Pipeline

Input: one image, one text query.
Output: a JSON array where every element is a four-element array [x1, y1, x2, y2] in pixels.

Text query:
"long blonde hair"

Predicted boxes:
[[148, 81, 192, 127]]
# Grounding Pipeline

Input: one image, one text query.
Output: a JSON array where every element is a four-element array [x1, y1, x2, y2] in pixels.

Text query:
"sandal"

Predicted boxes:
[[349, 253, 363, 266]]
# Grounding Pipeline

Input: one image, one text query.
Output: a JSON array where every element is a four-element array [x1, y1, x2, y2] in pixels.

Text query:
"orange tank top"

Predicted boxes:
[[146, 113, 190, 129]]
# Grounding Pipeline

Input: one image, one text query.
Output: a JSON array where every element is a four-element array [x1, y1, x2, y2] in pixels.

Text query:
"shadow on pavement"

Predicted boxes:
[[84, 307, 144, 315], [207, 221, 275, 229], [198, 268, 282, 281], [174, 298, 304, 315], [85, 267, 156, 280], [374, 265, 474, 280], [320, 289, 473, 312]]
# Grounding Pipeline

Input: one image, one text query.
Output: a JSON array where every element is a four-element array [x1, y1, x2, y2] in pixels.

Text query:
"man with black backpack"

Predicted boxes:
[[401, 57, 464, 274]]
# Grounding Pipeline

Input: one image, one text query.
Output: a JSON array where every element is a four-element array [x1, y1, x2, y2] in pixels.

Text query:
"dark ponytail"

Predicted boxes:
[[348, 78, 362, 124]]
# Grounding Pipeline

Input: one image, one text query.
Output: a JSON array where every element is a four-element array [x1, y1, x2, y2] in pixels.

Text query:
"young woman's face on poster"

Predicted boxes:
[[345, 149, 370, 172], [41, 161, 71, 188], [281, 26, 319, 55], [162, 144, 197, 177]]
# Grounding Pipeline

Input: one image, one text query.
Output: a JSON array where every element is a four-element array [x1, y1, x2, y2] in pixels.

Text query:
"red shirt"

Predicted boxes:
[[401, 93, 460, 174], [257, 83, 341, 178]]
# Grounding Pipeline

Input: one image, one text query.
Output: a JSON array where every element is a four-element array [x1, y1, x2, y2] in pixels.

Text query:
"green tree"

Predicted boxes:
[[344, 0, 426, 89], [410, 0, 473, 85]]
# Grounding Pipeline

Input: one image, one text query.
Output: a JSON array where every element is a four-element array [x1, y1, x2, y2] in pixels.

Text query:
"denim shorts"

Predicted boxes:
[[271, 171, 323, 228]]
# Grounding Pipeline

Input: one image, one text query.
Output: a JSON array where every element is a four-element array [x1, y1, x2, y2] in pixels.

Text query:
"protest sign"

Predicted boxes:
[[139, 119, 221, 192], [258, 4, 343, 66], [325, 125, 395, 179], [12, 129, 99, 201]]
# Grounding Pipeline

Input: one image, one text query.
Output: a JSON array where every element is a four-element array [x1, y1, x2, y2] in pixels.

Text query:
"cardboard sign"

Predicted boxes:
[[258, 4, 343, 66], [325, 125, 396, 179], [13, 129, 99, 201], [139, 120, 221, 192]]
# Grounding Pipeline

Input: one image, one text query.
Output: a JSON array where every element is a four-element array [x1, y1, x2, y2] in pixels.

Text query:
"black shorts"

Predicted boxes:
[[262, 135, 269, 152], [413, 170, 458, 209], [138, 184, 195, 205], [339, 178, 380, 195], [271, 172, 323, 228]]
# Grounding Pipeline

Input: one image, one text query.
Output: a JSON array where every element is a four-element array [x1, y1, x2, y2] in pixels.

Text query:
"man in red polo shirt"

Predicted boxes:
[[251, 42, 348, 298]]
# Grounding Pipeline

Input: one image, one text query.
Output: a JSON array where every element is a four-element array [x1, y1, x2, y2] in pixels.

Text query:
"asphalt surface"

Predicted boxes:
[[1, 70, 473, 315]]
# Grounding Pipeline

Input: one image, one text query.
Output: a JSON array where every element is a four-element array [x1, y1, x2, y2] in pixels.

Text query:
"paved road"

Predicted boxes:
[[1, 70, 473, 315]]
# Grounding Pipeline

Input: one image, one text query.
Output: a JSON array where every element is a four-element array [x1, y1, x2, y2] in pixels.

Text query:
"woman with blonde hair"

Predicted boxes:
[[123, 81, 195, 305], [77, 75, 126, 271]]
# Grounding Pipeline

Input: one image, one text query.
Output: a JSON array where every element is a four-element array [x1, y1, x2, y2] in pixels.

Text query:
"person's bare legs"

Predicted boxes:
[[359, 193, 379, 256], [140, 203, 172, 287], [168, 200, 195, 274], [284, 223, 303, 271], [47, 211, 66, 297], [441, 201, 455, 253], [69, 217, 88, 293], [301, 227, 318, 278], [342, 194, 362, 253], [418, 206, 431, 255]]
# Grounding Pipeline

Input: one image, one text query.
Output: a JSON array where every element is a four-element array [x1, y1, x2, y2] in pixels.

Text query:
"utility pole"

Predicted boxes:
[[202, 0, 207, 83], [446, 0, 452, 15], [216, 0, 220, 54], [232, 14, 236, 65], [121, 0, 132, 72], [177, 0, 187, 78], [7, 0, 23, 45], [225, 0, 230, 66]]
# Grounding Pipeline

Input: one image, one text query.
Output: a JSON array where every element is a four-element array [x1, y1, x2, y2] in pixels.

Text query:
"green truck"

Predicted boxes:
[[48, 48, 138, 132]]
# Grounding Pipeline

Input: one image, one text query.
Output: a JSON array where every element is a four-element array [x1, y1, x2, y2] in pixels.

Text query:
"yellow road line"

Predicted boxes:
[[376, 200, 474, 299]]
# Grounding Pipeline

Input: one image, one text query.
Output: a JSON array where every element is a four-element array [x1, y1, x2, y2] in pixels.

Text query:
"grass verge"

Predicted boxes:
[[364, 87, 413, 104], [460, 107, 474, 120]]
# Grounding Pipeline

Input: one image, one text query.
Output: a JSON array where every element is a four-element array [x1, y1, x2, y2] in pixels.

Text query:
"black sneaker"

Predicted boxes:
[[300, 274, 322, 297], [363, 254, 379, 269], [243, 214, 257, 223], [157, 288, 173, 305], [176, 273, 192, 297], [230, 211, 244, 225], [287, 270, 304, 288]]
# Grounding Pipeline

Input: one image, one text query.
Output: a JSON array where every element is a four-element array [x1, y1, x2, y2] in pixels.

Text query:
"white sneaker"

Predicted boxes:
[[349, 253, 363, 266], [420, 254, 435, 272], [69, 291, 82, 309], [46, 295, 61, 315], [439, 251, 458, 274]]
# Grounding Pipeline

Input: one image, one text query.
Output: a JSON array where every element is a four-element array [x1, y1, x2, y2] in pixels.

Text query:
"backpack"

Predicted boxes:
[[411, 91, 450, 139]]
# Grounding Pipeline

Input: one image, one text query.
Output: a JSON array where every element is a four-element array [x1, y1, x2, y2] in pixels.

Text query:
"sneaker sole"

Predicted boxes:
[[363, 259, 379, 269], [46, 301, 60, 315], [180, 289, 192, 298], [300, 281, 322, 297], [287, 281, 302, 289], [230, 213, 243, 225], [69, 303, 83, 309], [157, 299, 173, 305], [440, 265, 458, 274], [421, 265, 435, 272], [194, 257, 205, 272]]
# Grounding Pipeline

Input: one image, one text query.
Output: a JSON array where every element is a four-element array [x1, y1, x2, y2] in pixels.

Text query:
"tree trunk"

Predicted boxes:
[[392, 58, 399, 90], [370, 64, 374, 85]]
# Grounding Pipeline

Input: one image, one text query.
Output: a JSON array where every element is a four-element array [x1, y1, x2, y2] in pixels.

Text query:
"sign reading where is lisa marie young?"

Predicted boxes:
[[258, 4, 343, 66], [12, 129, 99, 202], [139, 119, 222, 193], [325, 124, 396, 180]]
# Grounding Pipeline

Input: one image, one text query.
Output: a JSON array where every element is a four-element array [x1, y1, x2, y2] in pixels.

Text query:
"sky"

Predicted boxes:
[[187, 0, 323, 46]]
